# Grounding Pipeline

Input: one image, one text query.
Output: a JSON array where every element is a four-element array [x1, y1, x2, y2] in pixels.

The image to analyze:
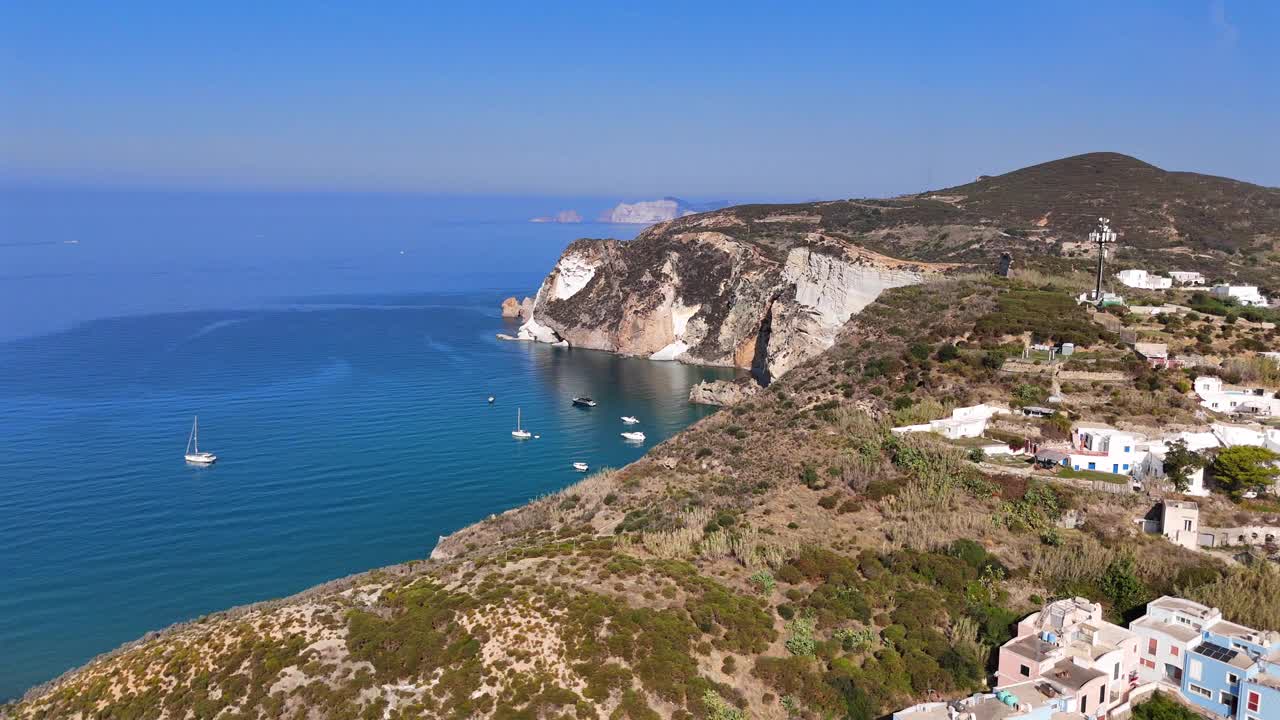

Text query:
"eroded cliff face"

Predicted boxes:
[[517, 227, 938, 383]]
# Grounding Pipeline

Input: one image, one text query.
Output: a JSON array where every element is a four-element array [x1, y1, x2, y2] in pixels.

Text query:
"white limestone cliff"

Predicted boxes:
[[763, 247, 924, 380]]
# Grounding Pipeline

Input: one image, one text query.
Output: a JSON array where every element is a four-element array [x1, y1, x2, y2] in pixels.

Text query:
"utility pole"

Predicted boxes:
[[1090, 217, 1117, 303]]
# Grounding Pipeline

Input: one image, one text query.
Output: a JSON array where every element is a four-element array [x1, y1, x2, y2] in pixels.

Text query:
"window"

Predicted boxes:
[[1082, 696, 1088, 713], [1020, 664, 1030, 677], [1247, 691, 1260, 712], [1148, 638, 1158, 655], [1124, 445, 1131, 452], [1189, 685, 1212, 699], [1141, 658, 1156, 669], [1184, 519, 1193, 531], [1099, 686, 1105, 703], [1088, 462, 1097, 470], [1227, 673, 1239, 686], [1171, 646, 1180, 657], [1114, 663, 1120, 680], [1177, 616, 1192, 626], [1124, 463, 1130, 470], [1190, 659, 1202, 680]]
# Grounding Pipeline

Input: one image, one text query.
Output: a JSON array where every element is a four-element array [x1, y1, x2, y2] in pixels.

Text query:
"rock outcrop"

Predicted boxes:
[[688, 378, 760, 406], [516, 228, 940, 383], [500, 296, 535, 319]]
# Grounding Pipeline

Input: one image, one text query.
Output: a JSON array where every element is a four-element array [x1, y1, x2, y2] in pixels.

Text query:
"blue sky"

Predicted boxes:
[[2, 1, 1277, 199]]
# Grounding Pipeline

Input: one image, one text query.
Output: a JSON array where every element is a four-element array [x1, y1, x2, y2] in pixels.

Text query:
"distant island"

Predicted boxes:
[[602, 197, 729, 224], [528, 209, 582, 224]]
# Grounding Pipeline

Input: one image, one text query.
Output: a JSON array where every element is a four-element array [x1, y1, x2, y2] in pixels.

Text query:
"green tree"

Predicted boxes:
[[1162, 440, 1204, 494], [1100, 555, 1144, 617], [1210, 446, 1280, 499], [1013, 384, 1043, 406], [1132, 692, 1201, 720]]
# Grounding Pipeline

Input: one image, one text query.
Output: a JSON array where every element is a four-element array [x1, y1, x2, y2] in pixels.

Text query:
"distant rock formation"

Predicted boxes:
[[529, 210, 583, 224], [500, 296, 535, 319], [604, 198, 729, 225], [689, 378, 760, 406]]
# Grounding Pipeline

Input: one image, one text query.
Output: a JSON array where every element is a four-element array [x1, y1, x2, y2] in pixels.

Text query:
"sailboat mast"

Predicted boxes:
[[193, 416, 199, 453]]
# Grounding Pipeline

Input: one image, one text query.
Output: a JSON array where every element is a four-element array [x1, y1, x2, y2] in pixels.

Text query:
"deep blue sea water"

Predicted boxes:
[[0, 189, 737, 700]]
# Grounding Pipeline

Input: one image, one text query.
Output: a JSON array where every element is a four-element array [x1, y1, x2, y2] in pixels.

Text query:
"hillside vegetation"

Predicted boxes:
[[647, 152, 1280, 287], [11, 276, 1279, 720]]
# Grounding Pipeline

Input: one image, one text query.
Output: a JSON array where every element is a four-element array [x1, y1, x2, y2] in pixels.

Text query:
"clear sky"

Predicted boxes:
[[2, 1, 1277, 199]]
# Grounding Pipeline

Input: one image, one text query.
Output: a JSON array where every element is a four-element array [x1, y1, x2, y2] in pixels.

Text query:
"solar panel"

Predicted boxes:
[[1194, 642, 1239, 663]]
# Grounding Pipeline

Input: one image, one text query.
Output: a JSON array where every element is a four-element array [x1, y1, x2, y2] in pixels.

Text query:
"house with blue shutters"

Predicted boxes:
[[1129, 596, 1280, 720], [1065, 423, 1141, 476]]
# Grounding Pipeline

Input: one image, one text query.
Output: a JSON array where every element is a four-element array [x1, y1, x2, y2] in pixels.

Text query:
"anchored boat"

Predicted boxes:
[[184, 416, 217, 464], [572, 396, 597, 407], [512, 407, 532, 439]]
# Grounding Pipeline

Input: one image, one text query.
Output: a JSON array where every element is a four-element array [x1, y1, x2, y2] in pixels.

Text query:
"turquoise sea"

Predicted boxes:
[[0, 190, 737, 700]]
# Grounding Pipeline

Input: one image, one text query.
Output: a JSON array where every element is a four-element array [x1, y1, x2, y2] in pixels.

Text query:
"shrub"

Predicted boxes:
[[750, 571, 777, 595], [785, 616, 817, 656]]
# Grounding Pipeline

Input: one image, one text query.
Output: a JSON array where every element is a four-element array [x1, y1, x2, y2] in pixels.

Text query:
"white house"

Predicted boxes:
[[1194, 376, 1280, 416], [1210, 284, 1268, 307], [1116, 269, 1173, 290], [1134, 430, 1220, 496], [1168, 271, 1205, 286], [890, 403, 1010, 440], [1066, 423, 1142, 475]]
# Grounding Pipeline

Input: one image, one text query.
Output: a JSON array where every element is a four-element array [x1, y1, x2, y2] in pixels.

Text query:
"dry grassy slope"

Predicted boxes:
[[9, 278, 1251, 720], [639, 152, 1280, 283]]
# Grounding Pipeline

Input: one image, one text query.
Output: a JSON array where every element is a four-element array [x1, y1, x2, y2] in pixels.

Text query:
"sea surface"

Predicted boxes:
[[0, 189, 738, 700]]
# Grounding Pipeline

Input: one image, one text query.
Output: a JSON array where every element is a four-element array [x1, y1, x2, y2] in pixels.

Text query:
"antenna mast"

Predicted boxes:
[[1089, 217, 1117, 303]]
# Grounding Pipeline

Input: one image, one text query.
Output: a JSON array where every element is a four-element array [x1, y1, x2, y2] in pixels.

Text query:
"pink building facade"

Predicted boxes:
[[996, 598, 1140, 718]]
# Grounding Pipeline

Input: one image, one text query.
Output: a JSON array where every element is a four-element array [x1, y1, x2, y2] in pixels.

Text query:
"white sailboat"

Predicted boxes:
[[512, 407, 532, 439], [184, 415, 217, 464]]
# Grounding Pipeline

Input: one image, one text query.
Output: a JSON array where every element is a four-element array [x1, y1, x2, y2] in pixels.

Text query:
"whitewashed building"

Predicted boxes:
[[1210, 284, 1268, 307], [1134, 431, 1219, 496], [890, 403, 1010, 441], [1116, 269, 1173, 290], [1194, 376, 1280, 416], [1066, 423, 1142, 475], [1168, 271, 1205, 286]]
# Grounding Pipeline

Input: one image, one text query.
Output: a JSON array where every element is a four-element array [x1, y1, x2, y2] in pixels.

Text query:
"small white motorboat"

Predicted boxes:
[[512, 407, 532, 439], [184, 415, 217, 464], [572, 396, 597, 407], [621, 416, 639, 424], [488, 395, 495, 404], [621, 431, 646, 442], [573, 462, 589, 472]]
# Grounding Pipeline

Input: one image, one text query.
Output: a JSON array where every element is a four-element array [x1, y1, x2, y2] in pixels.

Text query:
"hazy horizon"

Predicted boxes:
[[3, 2, 1277, 198]]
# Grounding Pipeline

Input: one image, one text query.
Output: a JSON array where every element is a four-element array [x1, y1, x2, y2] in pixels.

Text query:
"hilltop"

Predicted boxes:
[[514, 153, 1279, 382]]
